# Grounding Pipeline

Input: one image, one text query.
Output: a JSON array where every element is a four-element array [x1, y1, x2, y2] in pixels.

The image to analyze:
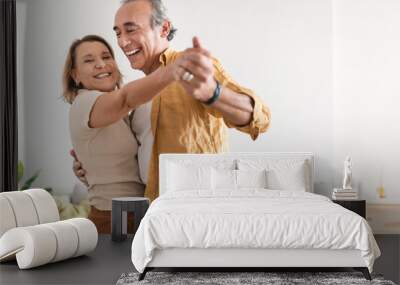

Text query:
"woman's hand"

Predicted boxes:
[[70, 149, 89, 187]]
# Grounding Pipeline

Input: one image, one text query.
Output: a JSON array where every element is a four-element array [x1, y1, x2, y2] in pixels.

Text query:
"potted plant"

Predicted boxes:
[[17, 161, 52, 193]]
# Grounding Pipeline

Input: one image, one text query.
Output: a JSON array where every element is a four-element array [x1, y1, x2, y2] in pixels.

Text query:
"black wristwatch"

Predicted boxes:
[[204, 80, 221, 105]]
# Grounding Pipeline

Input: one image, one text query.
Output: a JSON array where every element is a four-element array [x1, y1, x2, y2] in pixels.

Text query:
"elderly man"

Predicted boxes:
[[73, 0, 270, 201]]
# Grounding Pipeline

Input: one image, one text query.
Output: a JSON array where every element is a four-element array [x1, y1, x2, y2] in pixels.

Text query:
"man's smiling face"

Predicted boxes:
[[114, 0, 166, 74]]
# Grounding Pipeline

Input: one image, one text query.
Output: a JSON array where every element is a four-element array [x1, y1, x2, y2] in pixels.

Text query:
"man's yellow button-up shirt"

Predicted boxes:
[[145, 48, 271, 201]]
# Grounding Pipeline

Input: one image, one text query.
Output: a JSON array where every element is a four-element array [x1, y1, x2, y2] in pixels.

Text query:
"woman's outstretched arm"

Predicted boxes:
[[88, 65, 174, 128]]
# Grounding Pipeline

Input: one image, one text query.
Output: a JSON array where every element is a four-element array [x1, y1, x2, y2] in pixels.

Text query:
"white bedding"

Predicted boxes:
[[131, 190, 380, 273]]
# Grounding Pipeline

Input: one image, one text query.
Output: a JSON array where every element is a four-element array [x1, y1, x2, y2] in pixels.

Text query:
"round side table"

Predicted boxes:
[[111, 197, 149, 242]]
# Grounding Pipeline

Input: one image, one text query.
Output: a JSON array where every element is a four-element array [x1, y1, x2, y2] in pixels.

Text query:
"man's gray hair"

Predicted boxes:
[[122, 0, 177, 41]]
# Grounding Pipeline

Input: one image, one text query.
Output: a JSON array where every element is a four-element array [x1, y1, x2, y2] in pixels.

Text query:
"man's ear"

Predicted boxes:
[[160, 20, 171, 39]]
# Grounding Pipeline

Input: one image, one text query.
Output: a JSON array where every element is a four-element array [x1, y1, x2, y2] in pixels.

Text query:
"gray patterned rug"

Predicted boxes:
[[116, 271, 396, 285]]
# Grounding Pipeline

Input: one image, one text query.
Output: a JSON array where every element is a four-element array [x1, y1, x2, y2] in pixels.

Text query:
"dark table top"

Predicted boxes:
[[0, 235, 134, 285]]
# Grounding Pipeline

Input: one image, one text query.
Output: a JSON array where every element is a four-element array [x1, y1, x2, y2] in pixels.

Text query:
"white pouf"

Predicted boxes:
[[0, 189, 98, 269], [1, 191, 39, 227], [0, 196, 17, 237], [24, 188, 60, 223], [0, 218, 97, 269]]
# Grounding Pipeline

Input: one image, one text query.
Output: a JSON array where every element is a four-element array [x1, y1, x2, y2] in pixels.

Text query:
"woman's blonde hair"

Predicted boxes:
[[62, 35, 122, 104]]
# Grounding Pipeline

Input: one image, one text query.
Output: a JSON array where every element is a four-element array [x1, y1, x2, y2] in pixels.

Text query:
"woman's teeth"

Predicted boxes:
[[95, 73, 111, 79]]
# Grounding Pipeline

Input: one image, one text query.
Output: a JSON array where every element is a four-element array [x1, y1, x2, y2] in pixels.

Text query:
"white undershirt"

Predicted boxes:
[[131, 101, 153, 184]]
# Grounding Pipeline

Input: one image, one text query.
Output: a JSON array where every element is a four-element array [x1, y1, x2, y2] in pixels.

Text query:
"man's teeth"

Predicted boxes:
[[95, 73, 111, 79], [126, 49, 140, 56]]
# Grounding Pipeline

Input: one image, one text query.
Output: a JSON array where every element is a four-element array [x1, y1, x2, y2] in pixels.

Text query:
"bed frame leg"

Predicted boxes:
[[354, 267, 371, 280], [138, 268, 148, 281]]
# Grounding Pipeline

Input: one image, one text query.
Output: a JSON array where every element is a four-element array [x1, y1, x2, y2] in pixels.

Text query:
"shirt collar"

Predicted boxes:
[[159, 48, 176, 66]]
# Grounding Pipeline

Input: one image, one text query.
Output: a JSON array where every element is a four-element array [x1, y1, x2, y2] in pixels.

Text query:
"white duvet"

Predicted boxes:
[[131, 190, 380, 273]]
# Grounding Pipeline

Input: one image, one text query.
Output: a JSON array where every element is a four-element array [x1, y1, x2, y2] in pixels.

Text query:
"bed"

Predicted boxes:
[[131, 153, 380, 280]]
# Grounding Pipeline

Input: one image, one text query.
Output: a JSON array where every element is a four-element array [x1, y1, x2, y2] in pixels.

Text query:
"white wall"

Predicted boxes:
[[167, 0, 335, 197], [17, 0, 132, 194], [16, 0, 400, 203], [333, 0, 400, 203]]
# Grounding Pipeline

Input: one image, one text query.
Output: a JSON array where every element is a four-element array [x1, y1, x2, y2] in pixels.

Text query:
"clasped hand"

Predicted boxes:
[[172, 37, 217, 102]]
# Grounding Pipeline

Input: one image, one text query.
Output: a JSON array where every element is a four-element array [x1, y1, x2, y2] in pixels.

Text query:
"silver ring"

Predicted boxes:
[[182, 71, 194, 82]]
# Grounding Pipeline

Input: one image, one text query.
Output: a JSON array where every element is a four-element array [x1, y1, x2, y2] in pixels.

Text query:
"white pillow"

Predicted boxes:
[[167, 163, 212, 191], [237, 169, 268, 189], [211, 169, 268, 190], [266, 163, 307, 191], [212, 169, 237, 190], [166, 158, 236, 170], [237, 159, 309, 192]]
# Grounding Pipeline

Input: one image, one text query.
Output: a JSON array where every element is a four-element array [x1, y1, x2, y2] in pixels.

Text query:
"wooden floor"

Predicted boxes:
[[0, 235, 134, 285], [373, 234, 400, 284], [0, 235, 398, 284]]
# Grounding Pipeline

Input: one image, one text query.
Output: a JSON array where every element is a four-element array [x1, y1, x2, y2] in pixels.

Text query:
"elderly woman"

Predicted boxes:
[[62, 35, 177, 233]]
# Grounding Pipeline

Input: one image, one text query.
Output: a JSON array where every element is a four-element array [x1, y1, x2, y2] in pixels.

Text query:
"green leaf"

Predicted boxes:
[[17, 161, 24, 183], [21, 170, 41, 190]]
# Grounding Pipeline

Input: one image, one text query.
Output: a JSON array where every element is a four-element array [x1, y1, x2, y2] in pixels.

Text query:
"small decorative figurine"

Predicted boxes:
[[342, 156, 353, 190]]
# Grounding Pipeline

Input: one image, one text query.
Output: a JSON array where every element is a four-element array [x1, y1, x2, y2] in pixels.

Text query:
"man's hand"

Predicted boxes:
[[70, 150, 89, 187], [175, 37, 217, 102]]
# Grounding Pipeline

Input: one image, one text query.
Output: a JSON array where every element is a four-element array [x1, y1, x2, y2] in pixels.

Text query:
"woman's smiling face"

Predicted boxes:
[[72, 41, 120, 92]]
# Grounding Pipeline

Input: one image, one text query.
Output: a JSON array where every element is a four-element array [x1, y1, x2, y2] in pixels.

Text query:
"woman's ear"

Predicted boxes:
[[160, 20, 171, 39], [71, 69, 79, 86]]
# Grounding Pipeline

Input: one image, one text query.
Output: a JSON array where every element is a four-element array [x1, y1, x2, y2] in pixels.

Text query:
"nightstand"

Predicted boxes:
[[332, 199, 366, 218], [111, 197, 149, 242]]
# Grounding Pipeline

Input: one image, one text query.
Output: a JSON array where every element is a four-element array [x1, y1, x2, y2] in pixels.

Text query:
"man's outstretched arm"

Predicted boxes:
[[176, 37, 270, 136], [200, 80, 254, 126]]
